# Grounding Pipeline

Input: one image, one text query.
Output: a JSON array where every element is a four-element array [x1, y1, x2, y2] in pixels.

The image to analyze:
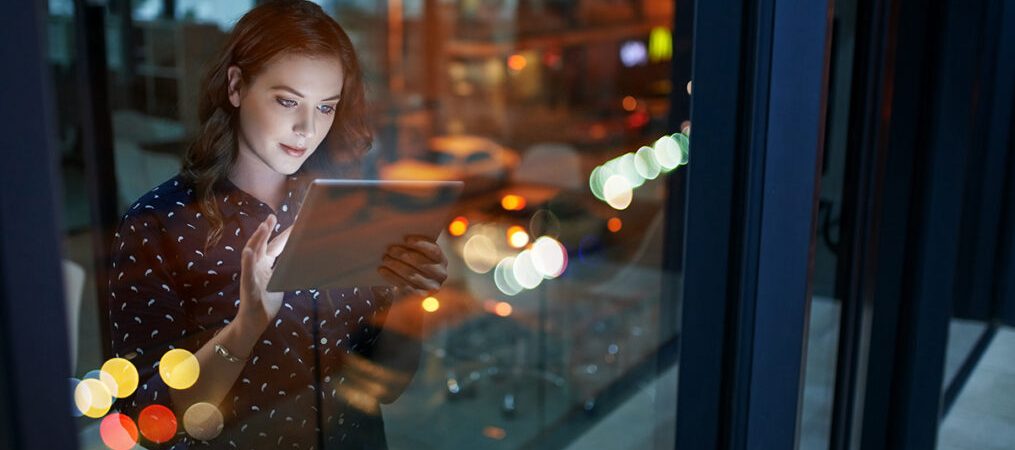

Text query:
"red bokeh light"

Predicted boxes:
[[138, 405, 177, 444], [100, 413, 139, 450]]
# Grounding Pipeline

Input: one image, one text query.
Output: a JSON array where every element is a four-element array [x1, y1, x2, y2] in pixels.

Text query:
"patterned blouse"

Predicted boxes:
[[108, 173, 410, 449]]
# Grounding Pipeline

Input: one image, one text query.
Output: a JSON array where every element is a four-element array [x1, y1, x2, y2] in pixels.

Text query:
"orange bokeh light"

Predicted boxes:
[[483, 425, 507, 440], [508, 54, 527, 71], [100, 413, 139, 450], [139, 405, 178, 444], [494, 302, 513, 317], [607, 217, 623, 233], [622, 96, 637, 112], [449, 216, 469, 236], [501, 194, 527, 211]]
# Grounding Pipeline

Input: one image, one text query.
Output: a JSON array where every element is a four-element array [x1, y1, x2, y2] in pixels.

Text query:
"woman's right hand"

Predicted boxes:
[[236, 214, 291, 332]]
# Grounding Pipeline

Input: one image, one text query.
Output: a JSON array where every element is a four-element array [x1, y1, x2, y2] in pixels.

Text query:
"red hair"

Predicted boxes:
[[181, 0, 371, 248]]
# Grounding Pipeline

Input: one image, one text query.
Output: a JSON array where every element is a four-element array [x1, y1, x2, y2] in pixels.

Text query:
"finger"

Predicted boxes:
[[380, 256, 441, 292], [385, 246, 446, 281], [377, 268, 429, 298], [403, 236, 445, 264], [244, 220, 270, 256], [259, 215, 277, 257], [266, 225, 293, 258]]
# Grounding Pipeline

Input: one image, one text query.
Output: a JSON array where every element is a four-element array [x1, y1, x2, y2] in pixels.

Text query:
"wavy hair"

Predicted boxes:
[[181, 0, 371, 248]]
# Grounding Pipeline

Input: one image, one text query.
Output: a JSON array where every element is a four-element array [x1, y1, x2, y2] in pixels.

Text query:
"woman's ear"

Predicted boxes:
[[227, 65, 243, 108]]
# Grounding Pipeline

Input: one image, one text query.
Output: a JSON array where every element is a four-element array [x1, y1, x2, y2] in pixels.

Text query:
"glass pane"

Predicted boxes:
[[53, 1, 688, 448], [799, 0, 859, 448]]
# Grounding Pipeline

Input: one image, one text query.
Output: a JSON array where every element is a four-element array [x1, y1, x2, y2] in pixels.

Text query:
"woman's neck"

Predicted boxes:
[[227, 150, 288, 212]]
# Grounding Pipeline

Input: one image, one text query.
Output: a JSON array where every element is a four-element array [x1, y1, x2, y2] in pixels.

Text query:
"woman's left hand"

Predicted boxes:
[[378, 235, 448, 298]]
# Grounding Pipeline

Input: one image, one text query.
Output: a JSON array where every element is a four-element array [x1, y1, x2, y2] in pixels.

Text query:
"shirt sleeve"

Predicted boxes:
[[108, 212, 189, 446]]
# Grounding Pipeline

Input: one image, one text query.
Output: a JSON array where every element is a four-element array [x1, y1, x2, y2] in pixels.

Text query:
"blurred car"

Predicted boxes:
[[380, 135, 520, 196]]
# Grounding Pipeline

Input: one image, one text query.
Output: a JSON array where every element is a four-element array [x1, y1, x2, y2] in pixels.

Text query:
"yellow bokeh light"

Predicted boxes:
[[183, 402, 224, 441], [622, 96, 637, 112], [421, 296, 440, 313], [449, 216, 469, 237], [608, 217, 623, 233], [159, 349, 200, 390], [494, 302, 513, 317], [507, 226, 530, 248], [75, 378, 113, 418], [501, 194, 527, 211], [102, 358, 139, 398], [508, 54, 527, 71]]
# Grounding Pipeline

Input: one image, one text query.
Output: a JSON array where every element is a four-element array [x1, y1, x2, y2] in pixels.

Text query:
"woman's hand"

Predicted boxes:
[[378, 235, 449, 298], [237, 214, 291, 332]]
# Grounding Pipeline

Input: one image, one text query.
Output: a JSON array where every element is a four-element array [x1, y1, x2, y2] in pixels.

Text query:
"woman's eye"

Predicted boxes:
[[276, 98, 298, 108], [318, 104, 336, 115]]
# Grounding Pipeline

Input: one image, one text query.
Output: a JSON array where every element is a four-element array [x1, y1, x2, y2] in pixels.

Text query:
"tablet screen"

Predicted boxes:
[[267, 179, 463, 292]]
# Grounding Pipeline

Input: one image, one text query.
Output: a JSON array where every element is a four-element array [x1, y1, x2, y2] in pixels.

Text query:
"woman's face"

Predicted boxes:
[[227, 53, 345, 177]]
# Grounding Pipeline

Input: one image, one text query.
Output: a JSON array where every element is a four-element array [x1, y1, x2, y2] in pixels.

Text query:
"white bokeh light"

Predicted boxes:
[[603, 175, 634, 210], [462, 234, 499, 274], [494, 257, 523, 296], [512, 250, 543, 289], [653, 135, 681, 170], [531, 237, 567, 278]]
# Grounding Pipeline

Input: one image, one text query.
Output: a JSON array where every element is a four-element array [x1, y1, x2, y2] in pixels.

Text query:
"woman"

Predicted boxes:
[[108, 2, 445, 448]]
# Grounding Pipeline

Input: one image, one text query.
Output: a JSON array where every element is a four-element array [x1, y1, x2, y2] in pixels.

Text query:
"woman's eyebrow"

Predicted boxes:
[[270, 85, 341, 101]]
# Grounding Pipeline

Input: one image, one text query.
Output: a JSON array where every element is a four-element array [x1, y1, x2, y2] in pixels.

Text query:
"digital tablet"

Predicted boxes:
[[266, 179, 464, 292]]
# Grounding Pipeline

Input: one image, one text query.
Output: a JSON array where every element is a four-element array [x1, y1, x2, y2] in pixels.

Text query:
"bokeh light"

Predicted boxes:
[[183, 402, 224, 441], [501, 194, 527, 211], [102, 358, 139, 398], [75, 378, 113, 418], [138, 404, 177, 444], [687, 80, 693, 95], [69, 378, 83, 417], [607, 217, 623, 233], [531, 237, 567, 279], [622, 96, 637, 112], [529, 209, 561, 239], [159, 349, 200, 390], [494, 257, 523, 296], [589, 165, 606, 200], [100, 413, 139, 450], [508, 54, 527, 71], [634, 145, 662, 180], [421, 296, 440, 313], [616, 153, 645, 188], [463, 234, 498, 274], [85, 369, 120, 400], [603, 175, 634, 210], [494, 302, 513, 317], [507, 226, 530, 248], [673, 132, 691, 164], [511, 250, 543, 289], [448, 216, 468, 237], [653, 135, 681, 170]]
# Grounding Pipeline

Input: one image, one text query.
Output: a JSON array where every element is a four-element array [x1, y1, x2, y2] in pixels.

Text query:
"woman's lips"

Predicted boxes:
[[280, 143, 307, 157]]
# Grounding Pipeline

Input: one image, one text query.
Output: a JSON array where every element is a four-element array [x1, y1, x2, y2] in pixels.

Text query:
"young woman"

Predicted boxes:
[[108, 2, 445, 448]]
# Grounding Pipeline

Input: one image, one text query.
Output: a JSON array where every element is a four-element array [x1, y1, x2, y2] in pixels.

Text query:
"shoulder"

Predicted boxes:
[[118, 175, 197, 230]]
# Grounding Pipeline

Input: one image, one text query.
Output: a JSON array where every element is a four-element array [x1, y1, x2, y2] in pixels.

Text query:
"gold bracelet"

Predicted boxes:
[[214, 344, 247, 363]]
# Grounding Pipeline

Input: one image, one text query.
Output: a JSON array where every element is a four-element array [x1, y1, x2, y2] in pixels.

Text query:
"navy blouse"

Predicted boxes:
[[108, 173, 407, 449]]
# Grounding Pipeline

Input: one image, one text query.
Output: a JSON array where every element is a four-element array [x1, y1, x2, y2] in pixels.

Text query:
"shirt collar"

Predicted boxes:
[[212, 172, 308, 220]]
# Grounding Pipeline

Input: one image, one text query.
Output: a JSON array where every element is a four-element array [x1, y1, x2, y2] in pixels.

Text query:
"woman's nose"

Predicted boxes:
[[293, 109, 316, 139]]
